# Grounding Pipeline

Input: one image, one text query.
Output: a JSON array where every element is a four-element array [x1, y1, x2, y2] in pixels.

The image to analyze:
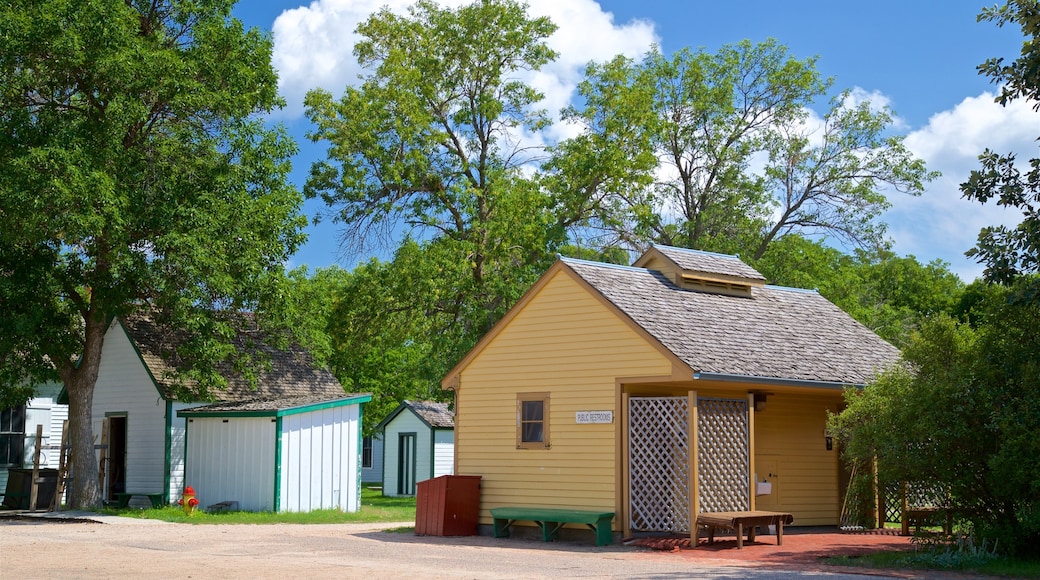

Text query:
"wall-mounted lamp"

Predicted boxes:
[[753, 392, 768, 412]]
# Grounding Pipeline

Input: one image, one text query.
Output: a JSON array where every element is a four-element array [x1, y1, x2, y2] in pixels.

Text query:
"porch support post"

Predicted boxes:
[[748, 392, 756, 511], [621, 391, 631, 539], [689, 390, 698, 545]]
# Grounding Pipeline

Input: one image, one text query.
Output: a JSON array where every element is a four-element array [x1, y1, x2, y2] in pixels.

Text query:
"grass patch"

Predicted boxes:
[[99, 484, 416, 525], [826, 549, 1040, 578]]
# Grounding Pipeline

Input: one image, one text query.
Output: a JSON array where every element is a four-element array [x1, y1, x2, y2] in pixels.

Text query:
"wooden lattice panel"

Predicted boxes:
[[697, 397, 750, 513], [628, 397, 690, 532]]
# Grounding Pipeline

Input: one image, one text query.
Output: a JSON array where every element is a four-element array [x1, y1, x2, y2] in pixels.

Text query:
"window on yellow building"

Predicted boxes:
[[517, 392, 550, 449]]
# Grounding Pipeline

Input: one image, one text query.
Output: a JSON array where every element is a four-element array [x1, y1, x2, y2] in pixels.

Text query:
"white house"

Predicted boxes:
[[377, 400, 454, 497], [90, 313, 367, 510], [0, 382, 68, 508]]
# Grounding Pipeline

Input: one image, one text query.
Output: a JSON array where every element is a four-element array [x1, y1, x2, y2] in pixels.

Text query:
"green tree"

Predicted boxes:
[[961, 0, 1040, 285], [757, 93, 937, 260], [304, 0, 565, 369], [829, 281, 1040, 555], [553, 40, 934, 259], [753, 237, 964, 346], [325, 243, 443, 429], [0, 0, 304, 508]]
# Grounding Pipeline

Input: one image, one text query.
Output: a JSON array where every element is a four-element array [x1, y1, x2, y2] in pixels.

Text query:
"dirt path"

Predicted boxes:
[[0, 514, 922, 579]]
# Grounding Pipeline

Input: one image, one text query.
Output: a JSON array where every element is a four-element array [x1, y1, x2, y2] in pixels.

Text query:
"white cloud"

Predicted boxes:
[[886, 91, 1038, 281], [840, 87, 908, 130], [271, 0, 657, 122]]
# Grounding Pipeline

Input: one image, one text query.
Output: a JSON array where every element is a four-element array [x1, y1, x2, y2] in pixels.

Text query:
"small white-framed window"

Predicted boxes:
[[0, 406, 26, 467]]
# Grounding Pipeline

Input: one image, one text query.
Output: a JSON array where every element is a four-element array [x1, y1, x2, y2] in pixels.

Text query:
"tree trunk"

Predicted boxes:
[[61, 314, 108, 510]]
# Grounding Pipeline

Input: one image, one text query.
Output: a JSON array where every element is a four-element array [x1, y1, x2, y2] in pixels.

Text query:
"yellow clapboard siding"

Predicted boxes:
[[754, 390, 844, 525], [457, 270, 673, 529]]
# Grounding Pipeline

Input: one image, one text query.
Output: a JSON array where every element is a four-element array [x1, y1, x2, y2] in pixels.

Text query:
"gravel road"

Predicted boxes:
[[0, 513, 904, 579]]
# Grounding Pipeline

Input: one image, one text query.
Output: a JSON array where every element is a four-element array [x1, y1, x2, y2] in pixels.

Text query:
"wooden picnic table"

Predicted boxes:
[[694, 510, 794, 549]]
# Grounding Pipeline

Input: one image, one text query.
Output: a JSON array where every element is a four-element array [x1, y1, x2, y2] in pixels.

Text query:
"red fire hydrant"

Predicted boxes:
[[178, 486, 200, 515]]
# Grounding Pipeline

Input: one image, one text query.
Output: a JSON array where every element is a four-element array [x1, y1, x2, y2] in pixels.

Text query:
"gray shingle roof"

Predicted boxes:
[[405, 400, 454, 428], [563, 258, 900, 385], [650, 245, 767, 282], [121, 313, 345, 403]]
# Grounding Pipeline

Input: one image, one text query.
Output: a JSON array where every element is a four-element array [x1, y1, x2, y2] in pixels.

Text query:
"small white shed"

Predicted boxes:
[[377, 400, 454, 497], [178, 393, 371, 512]]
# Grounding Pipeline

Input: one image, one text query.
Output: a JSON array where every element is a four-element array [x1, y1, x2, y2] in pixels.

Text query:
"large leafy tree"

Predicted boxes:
[[961, 0, 1040, 285], [830, 282, 1040, 555], [0, 0, 305, 508], [552, 40, 935, 259], [304, 0, 564, 371], [752, 236, 963, 346]]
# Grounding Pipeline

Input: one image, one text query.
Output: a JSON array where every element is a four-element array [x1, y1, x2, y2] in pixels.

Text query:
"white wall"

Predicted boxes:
[[169, 401, 206, 502], [185, 416, 276, 512], [433, 429, 454, 478], [361, 434, 383, 484], [24, 382, 67, 469], [280, 404, 361, 513], [91, 321, 168, 505]]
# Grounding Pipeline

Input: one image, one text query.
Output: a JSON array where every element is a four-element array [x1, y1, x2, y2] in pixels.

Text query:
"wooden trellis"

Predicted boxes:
[[628, 395, 751, 534], [628, 397, 689, 533], [697, 398, 750, 513]]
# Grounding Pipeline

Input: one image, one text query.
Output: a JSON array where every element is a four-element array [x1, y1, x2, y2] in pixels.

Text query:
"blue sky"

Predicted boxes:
[[233, 0, 1036, 281]]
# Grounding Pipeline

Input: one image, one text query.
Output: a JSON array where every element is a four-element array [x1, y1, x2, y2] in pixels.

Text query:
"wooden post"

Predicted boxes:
[[29, 424, 43, 512], [747, 392, 756, 512], [688, 391, 698, 545], [50, 420, 70, 511], [900, 481, 910, 536], [871, 456, 881, 529], [98, 418, 110, 500], [621, 392, 631, 539]]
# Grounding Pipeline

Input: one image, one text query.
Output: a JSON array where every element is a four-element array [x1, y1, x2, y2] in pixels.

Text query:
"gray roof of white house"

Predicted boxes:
[[121, 313, 346, 403], [562, 257, 901, 385], [404, 400, 454, 428]]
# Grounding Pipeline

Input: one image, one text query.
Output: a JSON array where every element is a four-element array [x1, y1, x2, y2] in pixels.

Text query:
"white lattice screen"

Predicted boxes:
[[628, 397, 689, 532], [697, 397, 750, 513]]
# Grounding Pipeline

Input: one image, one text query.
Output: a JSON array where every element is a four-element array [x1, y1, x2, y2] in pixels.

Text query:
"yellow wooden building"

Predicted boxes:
[[442, 245, 901, 540]]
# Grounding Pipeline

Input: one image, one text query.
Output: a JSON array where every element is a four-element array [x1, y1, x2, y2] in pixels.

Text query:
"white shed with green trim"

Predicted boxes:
[[178, 394, 371, 512], [377, 400, 454, 498]]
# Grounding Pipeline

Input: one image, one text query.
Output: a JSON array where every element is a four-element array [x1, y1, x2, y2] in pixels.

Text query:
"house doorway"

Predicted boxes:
[[397, 432, 417, 496], [106, 415, 127, 500]]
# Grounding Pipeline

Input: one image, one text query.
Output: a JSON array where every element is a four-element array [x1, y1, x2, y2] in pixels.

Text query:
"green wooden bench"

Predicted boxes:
[[113, 492, 165, 508], [490, 507, 615, 546]]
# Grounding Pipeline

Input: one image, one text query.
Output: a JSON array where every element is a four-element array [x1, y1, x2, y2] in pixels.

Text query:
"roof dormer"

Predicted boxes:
[[632, 245, 766, 298]]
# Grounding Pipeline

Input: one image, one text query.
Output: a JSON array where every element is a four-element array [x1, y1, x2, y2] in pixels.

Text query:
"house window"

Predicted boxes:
[[0, 406, 26, 467], [362, 436, 373, 469], [516, 392, 550, 449]]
